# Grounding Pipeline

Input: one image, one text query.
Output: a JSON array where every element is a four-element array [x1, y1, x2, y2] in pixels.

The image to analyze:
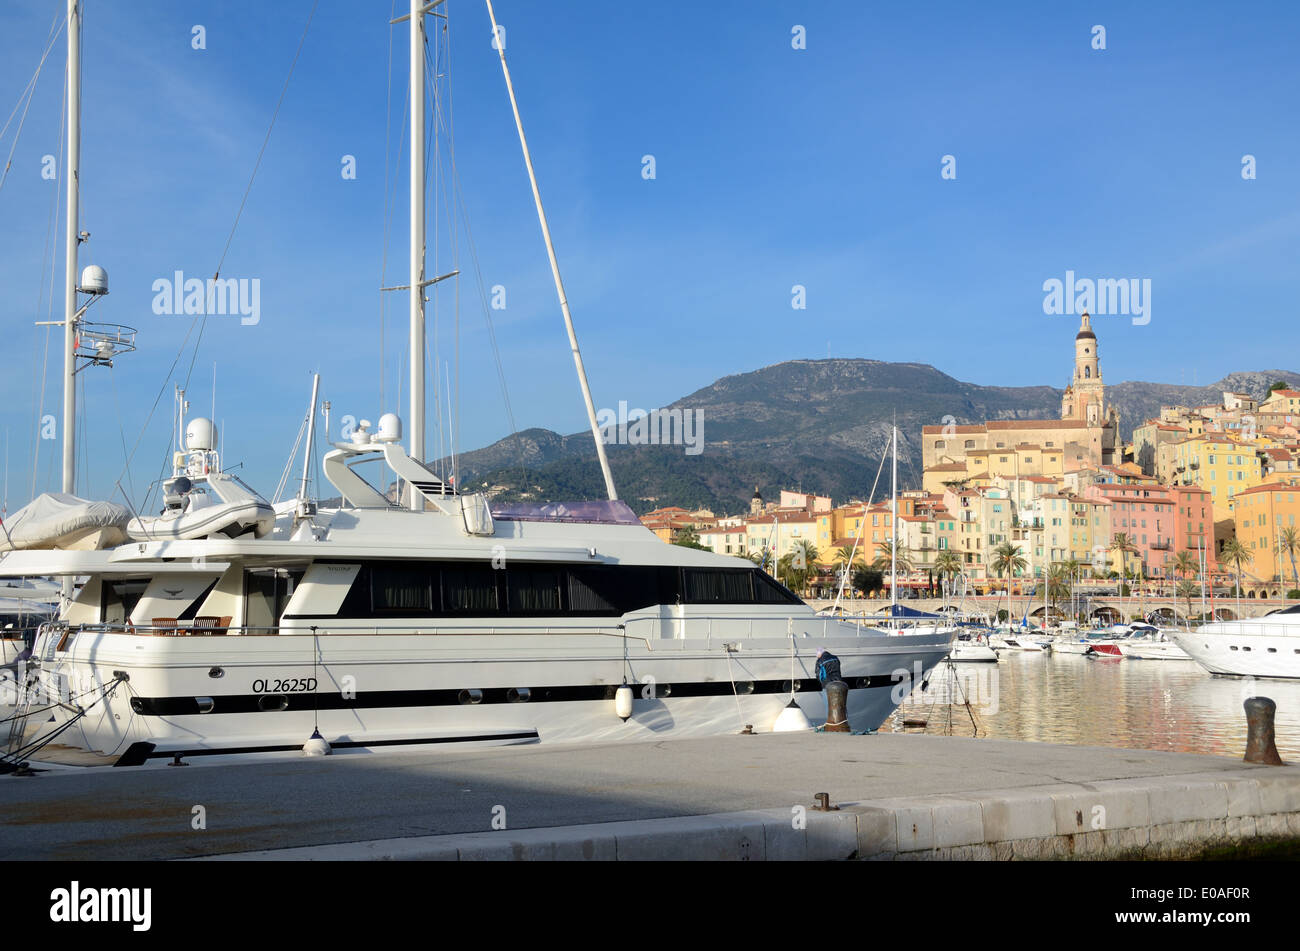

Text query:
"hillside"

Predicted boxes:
[[435, 360, 1300, 515]]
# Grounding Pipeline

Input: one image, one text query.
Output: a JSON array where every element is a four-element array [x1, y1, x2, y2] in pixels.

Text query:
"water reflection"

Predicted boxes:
[[887, 653, 1300, 759]]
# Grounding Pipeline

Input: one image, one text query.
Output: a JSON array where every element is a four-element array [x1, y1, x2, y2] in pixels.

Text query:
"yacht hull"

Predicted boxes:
[[1174, 626, 1300, 678], [27, 627, 952, 763]]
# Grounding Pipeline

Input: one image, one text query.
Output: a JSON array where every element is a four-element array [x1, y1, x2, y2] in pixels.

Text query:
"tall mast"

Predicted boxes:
[[407, 0, 427, 509], [891, 424, 898, 614], [62, 0, 81, 497], [485, 0, 618, 501]]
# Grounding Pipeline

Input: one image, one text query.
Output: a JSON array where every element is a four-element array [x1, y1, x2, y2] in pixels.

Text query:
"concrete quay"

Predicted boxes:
[[5, 733, 1300, 860]]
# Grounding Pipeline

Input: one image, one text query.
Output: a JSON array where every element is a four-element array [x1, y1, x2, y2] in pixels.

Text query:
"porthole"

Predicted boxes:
[[208, 667, 225, 679], [735, 681, 754, 695], [258, 695, 289, 712], [196, 697, 215, 713], [1268, 648, 1277, 654], [506, 687, 531, 703], [458, 688, 483, 705], [1230, 646, 1239, 651]]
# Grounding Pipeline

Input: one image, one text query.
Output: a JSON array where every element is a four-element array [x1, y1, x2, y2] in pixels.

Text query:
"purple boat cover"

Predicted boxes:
[[489, 499, 642, 526]]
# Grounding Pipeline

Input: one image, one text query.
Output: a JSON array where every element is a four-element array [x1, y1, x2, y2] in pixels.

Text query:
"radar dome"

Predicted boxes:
[[376, 413, 402, 443], [185, 418, 217, 452], [79, 265, 109, 295]]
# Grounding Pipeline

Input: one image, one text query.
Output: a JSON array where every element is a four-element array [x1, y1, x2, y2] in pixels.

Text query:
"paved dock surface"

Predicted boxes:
[[3, 733, 1299, 860]]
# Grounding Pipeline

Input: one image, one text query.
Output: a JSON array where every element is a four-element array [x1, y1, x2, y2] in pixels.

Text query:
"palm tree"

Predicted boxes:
[[1278, 527, 1300, 597], [1172, 550, 1197, 580], [1061, 558, 1082, 619], [1220, 538, 1254, 614], [1045, 563, 1070, 616], [872, 541, 913, 601], [832, 544, 859, 598], [990, 542, 1027, 623], [1108, 533, 1139, 617], [1176, 578, 1199, 624], [778, 542, 818, 595], [934, 549, 962, 592]]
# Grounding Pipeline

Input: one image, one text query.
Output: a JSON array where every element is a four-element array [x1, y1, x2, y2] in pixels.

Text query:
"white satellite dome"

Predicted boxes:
[[79, 264, 109, 295], [376, 413, 402, 443], [185, 418, 217, 452]]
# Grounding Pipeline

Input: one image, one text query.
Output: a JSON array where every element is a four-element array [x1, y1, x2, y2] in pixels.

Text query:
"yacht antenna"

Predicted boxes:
[[484, 0, 618, 501], [298, 373, 321, 503]]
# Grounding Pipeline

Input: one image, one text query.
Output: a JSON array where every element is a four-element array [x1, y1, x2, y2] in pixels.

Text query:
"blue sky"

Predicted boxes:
[[1, 0, 1298, 508]]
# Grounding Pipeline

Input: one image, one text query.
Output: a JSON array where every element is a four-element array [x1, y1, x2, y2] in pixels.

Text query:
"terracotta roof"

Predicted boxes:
[[985, 420, 1090, 430], [922, 424, 985, 434], [1235, 481, 1300, 497]]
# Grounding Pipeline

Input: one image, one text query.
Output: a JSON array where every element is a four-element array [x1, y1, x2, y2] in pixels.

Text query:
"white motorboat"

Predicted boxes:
[[0, 3, 953, 767], [1174, 605, 1300, 678], [1049, 637, 1094, 655], [989, 632, 1047, 652], [949, 631, 998, 663], [1116, 627, 1194, 661]]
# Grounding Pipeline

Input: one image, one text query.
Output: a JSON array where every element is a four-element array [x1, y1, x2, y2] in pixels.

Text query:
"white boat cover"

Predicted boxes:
[[0, 493, 131, 552]]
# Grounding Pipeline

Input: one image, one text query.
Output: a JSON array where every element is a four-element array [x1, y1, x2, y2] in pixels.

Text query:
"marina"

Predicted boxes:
[[0, 0, 1298, 890]]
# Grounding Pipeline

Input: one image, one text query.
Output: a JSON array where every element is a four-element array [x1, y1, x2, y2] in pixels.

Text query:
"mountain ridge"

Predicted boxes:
[[434, 360, 1300, 516]]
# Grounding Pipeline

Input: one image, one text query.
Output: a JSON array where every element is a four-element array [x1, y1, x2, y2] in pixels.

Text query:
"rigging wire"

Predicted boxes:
[[0, 9, 66, 197], [829, 431, 894, 611], [442, 5, 461, 488], [29, 48, 68, 502], [115, 1, 319, 511], [211, 0, 319, 284], [379, 0, 398, 416]]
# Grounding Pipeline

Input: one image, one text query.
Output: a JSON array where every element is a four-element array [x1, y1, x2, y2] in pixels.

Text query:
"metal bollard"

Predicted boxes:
[[824, 679, 851, 733], [1243, 697, 1283, 766]]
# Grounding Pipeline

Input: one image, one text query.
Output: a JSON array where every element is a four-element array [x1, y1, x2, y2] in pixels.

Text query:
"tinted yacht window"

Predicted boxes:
[[507, 568, 561, 613], [373, 564, 433, 614], [684, 569, 753, 604], [442, 566, 498, 614]]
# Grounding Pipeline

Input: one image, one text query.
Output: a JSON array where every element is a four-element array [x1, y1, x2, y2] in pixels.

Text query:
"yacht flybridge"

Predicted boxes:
[[0, 1, 953, 766]]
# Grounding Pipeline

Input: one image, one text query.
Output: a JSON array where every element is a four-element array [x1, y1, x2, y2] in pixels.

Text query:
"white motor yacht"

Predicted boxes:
[[5, 427, 952, 764], [1174, 605, 1300, 678]]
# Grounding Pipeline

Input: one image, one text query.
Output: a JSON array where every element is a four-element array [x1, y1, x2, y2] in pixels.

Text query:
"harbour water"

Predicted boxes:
[[887, 651, 1300, 760]]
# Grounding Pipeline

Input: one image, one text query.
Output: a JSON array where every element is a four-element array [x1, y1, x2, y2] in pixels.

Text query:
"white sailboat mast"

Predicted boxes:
[[62, 0, 81, 497], [407, 0, 427, 509], [485, 0, 618, 501], [891, 424, 898, 614]]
